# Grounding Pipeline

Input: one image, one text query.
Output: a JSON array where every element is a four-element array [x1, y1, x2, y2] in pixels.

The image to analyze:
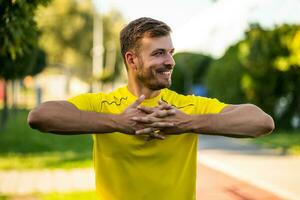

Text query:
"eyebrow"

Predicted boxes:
[[151, 48, 175, 54]]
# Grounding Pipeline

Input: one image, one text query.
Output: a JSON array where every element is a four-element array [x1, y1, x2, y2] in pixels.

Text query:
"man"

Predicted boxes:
[[28, 17, 274, 200]]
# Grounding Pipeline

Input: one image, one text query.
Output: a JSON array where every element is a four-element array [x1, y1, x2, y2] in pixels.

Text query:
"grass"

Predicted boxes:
[[249, 130, 300, 155], [0, 191, 97, 200], [41, 191, 97, 200], [0, 109, 93, 170]]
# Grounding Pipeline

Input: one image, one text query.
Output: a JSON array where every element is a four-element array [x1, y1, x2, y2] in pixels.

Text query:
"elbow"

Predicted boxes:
[[27, 109, 40, 129], [27, 108, 46, 131], [255, 114, 275, 137]]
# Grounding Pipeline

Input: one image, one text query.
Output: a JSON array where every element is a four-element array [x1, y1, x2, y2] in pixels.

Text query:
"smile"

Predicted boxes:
[[155, 68, 172, 77], [159, 71, 171, 75]]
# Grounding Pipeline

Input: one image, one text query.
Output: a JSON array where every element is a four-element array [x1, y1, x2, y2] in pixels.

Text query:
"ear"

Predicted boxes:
[[125, 51, 138, 70]]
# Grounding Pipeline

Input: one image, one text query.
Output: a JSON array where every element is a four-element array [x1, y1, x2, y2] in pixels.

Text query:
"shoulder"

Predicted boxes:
[[161, 89, 199, 109], [161, 88, 227, 114], [67, 87, 123, 111]]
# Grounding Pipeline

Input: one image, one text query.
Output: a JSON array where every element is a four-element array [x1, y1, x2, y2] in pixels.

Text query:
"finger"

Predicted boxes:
[[137, 105, 154, 114], [137, 129, 165, 140], [145, 135, 158, 141], [131, 116, 158, 123], [157, 104, 173, 110], [153, 109, 176, 118], [135, 127, 156, 135], [149, 122, 174, 128], [158, 100, 173, 109], [145, 132, 166, 141], [129, 95, 145, 108], [152, 132, 165, 140], [145, 134, 165, 141]]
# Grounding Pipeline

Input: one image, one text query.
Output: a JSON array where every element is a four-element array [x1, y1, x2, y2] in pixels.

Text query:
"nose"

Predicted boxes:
[[164, 53, 175, 68]]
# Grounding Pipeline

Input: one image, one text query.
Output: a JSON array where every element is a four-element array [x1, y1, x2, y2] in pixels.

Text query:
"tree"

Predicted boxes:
[[206, 24, 300, 129], [36, 0, 93, 81], [36, 0, 125, 86], [240, 24, 300, 129], [171, 52, 213, 94], [206, 44, 246, 104], [100, 10, 126, 84], [0, 0, 49, 126]]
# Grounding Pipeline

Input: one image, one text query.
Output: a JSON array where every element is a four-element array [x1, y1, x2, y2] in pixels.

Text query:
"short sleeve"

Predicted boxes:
[[193, 96, 227, 114], [67, 93, 103, 112]]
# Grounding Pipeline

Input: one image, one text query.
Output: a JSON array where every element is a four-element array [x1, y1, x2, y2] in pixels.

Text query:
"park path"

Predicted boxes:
[[0, 164, 281, 200], [198, 135, 300, 200], [0, 169, 94, 194]]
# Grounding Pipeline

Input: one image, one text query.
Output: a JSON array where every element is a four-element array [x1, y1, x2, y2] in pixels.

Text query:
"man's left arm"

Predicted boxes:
[[189, 104, 275, 138]]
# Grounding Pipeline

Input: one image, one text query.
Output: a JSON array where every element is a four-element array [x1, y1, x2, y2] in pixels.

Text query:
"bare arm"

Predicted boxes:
[[27, 101, 119, 135], [190, 104, 275, 138], [27, 96, 174, 136]]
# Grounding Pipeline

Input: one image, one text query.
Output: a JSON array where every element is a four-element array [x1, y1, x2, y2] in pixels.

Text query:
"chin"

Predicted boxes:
[[148, 81, 171, 90]]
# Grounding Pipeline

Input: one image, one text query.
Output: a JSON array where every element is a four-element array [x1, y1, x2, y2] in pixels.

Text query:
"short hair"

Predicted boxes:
[[120, 17, 172, 64]]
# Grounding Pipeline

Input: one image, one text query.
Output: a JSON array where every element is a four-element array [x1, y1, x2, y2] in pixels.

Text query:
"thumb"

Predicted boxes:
[[129, 95, 145, 108]]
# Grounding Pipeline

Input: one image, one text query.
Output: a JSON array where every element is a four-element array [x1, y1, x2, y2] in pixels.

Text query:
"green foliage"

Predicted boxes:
[[206, 45, 246, 104], [37, 0, 94, 81], [0, 0, 48, 59], [171, 52, 213, 94], [239, 24, 285, 115], [206, 24, 300, 129], [0, 109, 93, 170], [240, 24, 300, 128], [37, 0, 125, 83], [250, 131, 300, 155], [0, 48, 47, 79], [0, 0, 49, 80]]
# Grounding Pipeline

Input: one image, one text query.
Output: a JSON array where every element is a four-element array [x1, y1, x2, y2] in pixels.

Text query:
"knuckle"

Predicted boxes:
[[158, 111, 165, 117], [142, 117, 148, 122], [150, 116, 156, 122]]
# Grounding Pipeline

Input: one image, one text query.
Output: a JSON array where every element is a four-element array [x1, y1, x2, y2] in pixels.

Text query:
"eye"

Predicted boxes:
[[153, 51, 164, 56]]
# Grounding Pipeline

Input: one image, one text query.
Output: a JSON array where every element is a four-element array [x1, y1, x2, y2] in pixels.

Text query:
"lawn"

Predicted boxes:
[[249, 130, 300, 155], [0, 191, 97, 200], [0, 109, 93, 170]]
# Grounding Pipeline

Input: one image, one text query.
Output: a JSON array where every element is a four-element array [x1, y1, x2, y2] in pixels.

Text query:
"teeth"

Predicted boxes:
[[161, 71, 170, 75]]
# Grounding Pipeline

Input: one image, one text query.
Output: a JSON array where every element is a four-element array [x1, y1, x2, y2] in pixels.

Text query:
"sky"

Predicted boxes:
[[96, 0, 300, 58]]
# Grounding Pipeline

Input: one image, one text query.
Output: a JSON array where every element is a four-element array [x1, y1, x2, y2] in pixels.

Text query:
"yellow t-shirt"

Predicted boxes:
[[68, 85, 227, 200]]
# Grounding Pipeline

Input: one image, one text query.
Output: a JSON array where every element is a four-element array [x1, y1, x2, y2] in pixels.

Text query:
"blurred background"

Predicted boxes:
[[0, 0, 299, 199]]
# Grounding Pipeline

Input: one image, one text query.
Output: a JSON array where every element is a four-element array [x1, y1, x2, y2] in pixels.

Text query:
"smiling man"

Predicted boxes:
[[27, 17, 275, 200]]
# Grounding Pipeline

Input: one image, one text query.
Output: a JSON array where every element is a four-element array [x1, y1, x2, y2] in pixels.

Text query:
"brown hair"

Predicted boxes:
[[120, 17, 171, 65]]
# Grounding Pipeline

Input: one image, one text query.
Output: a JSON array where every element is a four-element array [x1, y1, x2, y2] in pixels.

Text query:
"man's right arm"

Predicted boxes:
[[27, 101, 120, 135], [27, 96, 175, 136]]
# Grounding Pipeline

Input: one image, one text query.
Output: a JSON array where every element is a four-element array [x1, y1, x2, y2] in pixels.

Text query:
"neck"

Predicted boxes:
[[127, 79, 160, 99]]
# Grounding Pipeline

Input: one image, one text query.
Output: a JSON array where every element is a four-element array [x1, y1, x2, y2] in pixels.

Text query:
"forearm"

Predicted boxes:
[[190, 104, 275, 138], [27, 101, 120, 135]]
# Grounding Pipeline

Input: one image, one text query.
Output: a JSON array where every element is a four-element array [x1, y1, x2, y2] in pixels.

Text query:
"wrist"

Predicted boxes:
[[109, 113, 124, 133], [93, 113, 123, 133], [190, 114, 214, 134]]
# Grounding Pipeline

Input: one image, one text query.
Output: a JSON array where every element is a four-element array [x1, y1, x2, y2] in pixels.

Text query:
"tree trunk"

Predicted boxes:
[[1, 80, 9, 128], [11, 79, 17, 113]]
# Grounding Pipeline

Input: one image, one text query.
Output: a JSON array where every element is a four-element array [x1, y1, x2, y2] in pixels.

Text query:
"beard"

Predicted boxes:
[[136, 58, 172, 90]]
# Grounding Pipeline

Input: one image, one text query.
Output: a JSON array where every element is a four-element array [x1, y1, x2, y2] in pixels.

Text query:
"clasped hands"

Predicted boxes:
[[119, 95, 193, 141]]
